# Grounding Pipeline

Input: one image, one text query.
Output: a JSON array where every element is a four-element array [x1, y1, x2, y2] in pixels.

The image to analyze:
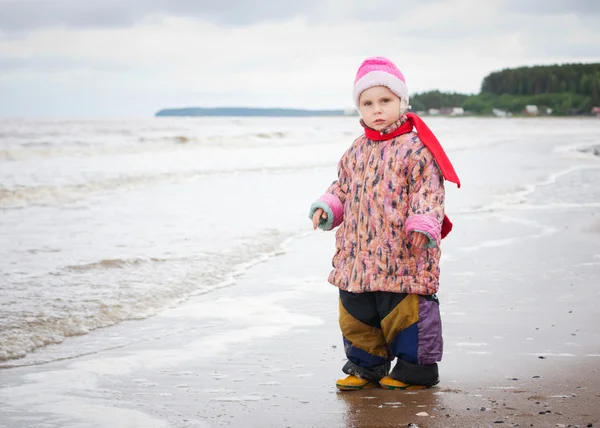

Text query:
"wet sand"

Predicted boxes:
[[3, 117, 600, 428], [2, 219, 600, 428]]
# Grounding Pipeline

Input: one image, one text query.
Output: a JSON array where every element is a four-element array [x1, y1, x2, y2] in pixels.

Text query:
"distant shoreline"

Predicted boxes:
[[155, 107, 353, 117], [155, 107, 600, 118]]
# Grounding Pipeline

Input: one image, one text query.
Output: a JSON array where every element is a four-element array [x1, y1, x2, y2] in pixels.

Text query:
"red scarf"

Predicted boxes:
[[363, 113, 461, 239]]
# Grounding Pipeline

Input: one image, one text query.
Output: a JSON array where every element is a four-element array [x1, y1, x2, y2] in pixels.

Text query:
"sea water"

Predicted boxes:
[[1, 116, 599, 363]]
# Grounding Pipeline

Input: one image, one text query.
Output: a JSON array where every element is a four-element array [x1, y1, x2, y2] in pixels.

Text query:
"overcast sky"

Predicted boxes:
[[0, 0, 599, 117]]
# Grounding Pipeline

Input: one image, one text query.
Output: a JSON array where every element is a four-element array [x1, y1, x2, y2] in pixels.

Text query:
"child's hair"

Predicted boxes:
[[399, 98, 410, 116]]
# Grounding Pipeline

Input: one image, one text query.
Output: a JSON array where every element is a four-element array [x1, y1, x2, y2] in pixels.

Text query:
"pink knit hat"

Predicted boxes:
[[353, 57, 409, 108]]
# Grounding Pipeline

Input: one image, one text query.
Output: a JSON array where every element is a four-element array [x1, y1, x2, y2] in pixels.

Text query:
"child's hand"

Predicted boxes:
[[312, 208, 328, 230], [410, 232, 429, 249]]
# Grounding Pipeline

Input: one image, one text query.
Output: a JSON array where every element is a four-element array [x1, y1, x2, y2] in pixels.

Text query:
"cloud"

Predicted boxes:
[[0, 0, 598, 116], [0, 0, 322, 32], [502, 0, 600, 15], [1, 0, 599, 34], [0, 55, 134, 73], [8, 0, 598, 33]]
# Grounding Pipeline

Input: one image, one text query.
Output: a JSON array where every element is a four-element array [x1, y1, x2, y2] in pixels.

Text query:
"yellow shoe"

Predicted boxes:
[[336, 375, 377, 391], [379, 376, 428, 390]]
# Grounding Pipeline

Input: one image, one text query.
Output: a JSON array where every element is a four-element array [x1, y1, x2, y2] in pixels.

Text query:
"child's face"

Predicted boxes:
[[358, 86, 402, 131]]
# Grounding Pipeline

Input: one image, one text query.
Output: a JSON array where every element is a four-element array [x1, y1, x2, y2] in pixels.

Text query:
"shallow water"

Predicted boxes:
[[1, 116, 599, 363]]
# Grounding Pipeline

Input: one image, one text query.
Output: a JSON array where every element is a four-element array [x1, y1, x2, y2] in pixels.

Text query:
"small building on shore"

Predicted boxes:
[[524, 105, 538, 116], [592, 107, 600, 117]]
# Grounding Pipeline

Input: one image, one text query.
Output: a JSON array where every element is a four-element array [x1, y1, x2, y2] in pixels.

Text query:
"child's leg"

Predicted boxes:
[[338, 289, 390, 383], [377, 293, 442, 387]]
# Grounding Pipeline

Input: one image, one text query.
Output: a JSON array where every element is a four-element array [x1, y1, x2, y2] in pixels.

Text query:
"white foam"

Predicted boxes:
[[1, 230, 307, 366], [456, 342, 489, 347], [454, 212, 559, 254], [0, 278, 323, 426], [203, 388, 234, 394], [524, 353, 576, 357], [211, 395, 268, 402], [553, 141, 600, 161], [510, 202, 600, 211], [449, 271, 476, 277], [160, 294, 324, 329], [461, 238, 517, 252], [459, 165, 600, 216], [46, 402, 171, 428], [577, 261, 600, 267]]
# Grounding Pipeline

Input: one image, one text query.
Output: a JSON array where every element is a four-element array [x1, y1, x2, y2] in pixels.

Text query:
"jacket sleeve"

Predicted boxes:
[[405, 143, 445, 248], [308, 151, 350, 231]]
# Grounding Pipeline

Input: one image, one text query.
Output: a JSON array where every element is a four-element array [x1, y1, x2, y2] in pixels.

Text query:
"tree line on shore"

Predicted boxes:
[[410, 63, 600, 116]]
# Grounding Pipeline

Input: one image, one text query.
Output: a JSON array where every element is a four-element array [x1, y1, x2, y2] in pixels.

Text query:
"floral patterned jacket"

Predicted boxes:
[[309, 119, 446, 295]]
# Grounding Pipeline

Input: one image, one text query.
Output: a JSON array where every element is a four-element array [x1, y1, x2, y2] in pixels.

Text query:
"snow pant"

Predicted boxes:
[[339, 289, 442, 386]]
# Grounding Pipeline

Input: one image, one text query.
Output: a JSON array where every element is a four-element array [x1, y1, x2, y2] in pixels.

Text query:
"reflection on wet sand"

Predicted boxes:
[[337, 387, 447, 428]]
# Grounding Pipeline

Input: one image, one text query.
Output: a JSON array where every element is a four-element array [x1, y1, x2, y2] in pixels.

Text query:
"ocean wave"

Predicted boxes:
[[65, 257, 169, 271], [553, 141, 600, 160], [0, 229, 304, 365], [578, 145, 600, 157], [0, 130, 330, 162], [0, 162, 332, 209], [454, 165, 600, 217], [0, 177, 171, 208], [0, 143, 159, 161]]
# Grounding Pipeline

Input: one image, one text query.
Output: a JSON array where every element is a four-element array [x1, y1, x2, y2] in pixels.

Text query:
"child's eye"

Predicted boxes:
[[363, 101, 372, 106], [381, 98, 390, 103]]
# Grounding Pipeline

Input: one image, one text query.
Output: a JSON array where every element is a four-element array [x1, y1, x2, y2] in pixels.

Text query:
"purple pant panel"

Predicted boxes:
[[417, 297, 443, 365]]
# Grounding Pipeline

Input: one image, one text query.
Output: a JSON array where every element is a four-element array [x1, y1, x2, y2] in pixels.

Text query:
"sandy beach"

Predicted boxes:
[[1, 117, 600, 427], [2, 222, 599, 428]]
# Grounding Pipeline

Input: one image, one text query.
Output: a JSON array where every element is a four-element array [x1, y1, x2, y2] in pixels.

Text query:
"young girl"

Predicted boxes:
[[309, 57, 460, 391]]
